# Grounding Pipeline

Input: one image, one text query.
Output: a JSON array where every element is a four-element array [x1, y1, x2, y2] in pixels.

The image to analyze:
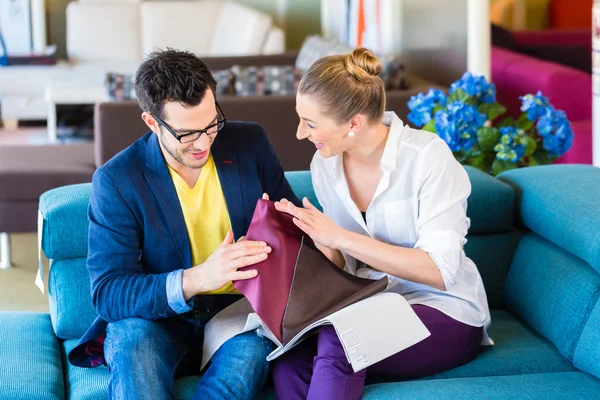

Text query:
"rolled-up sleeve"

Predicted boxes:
[[413, 140, 471, 290]]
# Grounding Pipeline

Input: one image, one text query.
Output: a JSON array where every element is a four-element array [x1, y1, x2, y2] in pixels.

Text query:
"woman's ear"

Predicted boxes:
[[348, 114, 365, 133]]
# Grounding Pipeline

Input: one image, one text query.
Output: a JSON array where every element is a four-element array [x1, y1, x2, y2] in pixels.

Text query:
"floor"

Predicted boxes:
[[0, 233, 49, 312], [0, 126, 52, 311]]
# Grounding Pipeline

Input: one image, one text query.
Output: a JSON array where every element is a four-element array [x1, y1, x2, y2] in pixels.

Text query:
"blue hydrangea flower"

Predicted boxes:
[[449, 72, 496, 103], [407, 89, 448, 127], [434, 102, 487, 152], [536, 107, 574, 157], [520, 91, 550, 121], [494, 126, 527, 162]]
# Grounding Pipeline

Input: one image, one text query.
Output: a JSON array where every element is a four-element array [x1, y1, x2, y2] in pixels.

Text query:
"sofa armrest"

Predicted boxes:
[[491, 46, 592, 121], [498, 165, 600, 274]]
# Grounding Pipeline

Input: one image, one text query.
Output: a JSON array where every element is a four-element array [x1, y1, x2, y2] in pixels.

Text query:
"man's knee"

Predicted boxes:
[[105, 318, 169, 363], [219, 332, 274, 373]]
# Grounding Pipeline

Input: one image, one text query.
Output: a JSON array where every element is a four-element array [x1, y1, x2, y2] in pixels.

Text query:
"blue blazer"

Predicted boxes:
[[69, 122, 300, 367]]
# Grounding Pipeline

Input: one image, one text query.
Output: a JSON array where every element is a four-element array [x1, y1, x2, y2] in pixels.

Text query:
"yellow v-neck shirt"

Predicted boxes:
[[168, 154, 239, 295]]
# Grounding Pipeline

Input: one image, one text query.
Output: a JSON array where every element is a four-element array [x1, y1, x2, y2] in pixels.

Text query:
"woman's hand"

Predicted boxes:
[[274, 197, 348, 250]]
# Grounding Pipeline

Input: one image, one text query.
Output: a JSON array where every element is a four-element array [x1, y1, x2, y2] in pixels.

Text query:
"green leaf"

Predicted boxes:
[[477, 127, 500, 151], [528, 157, 539, 166], [517, 112, 534, 131], [532, 149, 555, 165], [422, 119, 436, 133], [492, 159, 518, 176], [448, 88, 470, 104], [498, 116, 516, 128], [524, 136, 537, 157], [433, 105, 444, 114], [478, 102, 507, 121]]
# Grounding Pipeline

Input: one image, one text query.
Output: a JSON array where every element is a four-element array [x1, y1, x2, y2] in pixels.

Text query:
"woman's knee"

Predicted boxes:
[[317, 326, 345, 356]]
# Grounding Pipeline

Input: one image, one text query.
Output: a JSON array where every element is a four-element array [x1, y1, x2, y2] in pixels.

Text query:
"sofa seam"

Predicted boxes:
[[569, 288, 600, 360]]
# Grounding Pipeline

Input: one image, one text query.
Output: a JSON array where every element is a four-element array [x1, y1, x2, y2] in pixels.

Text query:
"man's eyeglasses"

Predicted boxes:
[[152, 102, 227, 144]]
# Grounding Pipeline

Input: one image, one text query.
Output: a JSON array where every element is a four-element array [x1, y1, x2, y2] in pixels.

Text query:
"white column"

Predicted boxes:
[[467, 0, 491, 81], [0, 232, 12, 269]]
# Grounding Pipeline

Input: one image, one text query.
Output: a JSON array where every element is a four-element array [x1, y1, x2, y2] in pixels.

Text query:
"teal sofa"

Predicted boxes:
[[2, 165, 600, 399]]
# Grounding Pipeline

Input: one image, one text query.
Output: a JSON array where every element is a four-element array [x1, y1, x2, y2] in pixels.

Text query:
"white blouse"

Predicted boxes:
[[310, 112, 492, 344]]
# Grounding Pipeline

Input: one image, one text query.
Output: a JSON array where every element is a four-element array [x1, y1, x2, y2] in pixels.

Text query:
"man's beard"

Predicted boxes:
[[159, 133, 207, 169]]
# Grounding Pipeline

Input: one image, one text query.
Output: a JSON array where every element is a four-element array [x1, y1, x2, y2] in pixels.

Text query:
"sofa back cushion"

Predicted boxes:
[[49, 258, 97, 340], [505, 233, 600, 361], [500, 165, 600, 363], [498, 165, 600, 275], [209, 1, 273, 56], [573, 299, 600, 379], [140, 1, 223, 58], [66, 2, 142, 63]]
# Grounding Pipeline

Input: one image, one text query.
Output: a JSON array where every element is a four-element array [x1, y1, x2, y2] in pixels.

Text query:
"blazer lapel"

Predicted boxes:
[[212, 137, 244, 239], [144, 134, 192, 268]]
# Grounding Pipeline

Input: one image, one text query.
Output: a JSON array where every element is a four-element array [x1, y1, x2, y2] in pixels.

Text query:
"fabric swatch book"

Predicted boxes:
[[201, 200, 430, 372]]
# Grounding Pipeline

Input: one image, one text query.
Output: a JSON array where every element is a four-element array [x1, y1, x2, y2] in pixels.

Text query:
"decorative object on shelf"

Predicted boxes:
[[230, 65, 300, 97], [407, 72, 574, 176], [296, 35, 407, 90]]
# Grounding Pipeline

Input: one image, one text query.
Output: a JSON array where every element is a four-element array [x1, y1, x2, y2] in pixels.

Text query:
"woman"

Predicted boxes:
[[271, 48, 492, 400]]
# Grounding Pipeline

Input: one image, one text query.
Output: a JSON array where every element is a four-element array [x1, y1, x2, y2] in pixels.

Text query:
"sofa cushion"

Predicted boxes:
[[62, 340, 274, 400], [65, 309, 573, 400], [40, 183, 91, 261], [506, 233, 600, 360], [63, 340, 110, 400], [49, 258, 97, 340], [463, 232, 523, 310], [422, 310, 575, 380], [499, 165, 600, 274], [0, 313, 64, 400], [0, 144, 94, 201], [573, 299, 600, 379], [362, 372, 600, 400], [140, 1, 223, 58], [464, 166, 514, 234], [66, 2, 142, 63], [209, 1, 273, 56]]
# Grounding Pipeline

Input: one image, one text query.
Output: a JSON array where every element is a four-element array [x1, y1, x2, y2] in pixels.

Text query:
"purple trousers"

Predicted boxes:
[[272, 305, 483, 400]]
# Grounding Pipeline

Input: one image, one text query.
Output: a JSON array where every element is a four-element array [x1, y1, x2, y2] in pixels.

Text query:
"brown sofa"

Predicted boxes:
[[0, 143, 96, 268]]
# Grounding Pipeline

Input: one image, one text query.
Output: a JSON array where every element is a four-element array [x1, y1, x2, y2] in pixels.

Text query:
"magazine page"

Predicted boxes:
[[266, 292, 430, 373], [327, 292, 431, 372], [201, 298, 278, 370]]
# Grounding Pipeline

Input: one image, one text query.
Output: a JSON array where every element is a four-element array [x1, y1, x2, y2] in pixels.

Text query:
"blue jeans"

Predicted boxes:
[[104, 298, 275, 400]]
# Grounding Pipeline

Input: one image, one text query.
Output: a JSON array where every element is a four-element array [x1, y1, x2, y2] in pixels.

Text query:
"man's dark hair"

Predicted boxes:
[[134, 48, 217, 119]]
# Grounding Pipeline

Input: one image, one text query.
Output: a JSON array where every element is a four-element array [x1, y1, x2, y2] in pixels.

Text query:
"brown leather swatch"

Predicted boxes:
[[281, 238, 388, 345]]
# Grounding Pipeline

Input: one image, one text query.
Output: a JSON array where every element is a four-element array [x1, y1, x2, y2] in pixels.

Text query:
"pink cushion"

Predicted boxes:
[[554, 120, 593, 165]]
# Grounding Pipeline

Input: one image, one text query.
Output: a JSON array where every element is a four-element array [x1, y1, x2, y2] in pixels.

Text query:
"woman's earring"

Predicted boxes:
[[348, 131, 355, 138]]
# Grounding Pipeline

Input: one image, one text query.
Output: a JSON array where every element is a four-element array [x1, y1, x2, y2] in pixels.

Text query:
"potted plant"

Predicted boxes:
[[407, 72, 574, 176]]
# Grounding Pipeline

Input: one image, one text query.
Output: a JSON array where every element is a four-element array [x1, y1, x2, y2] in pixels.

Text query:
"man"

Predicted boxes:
[[67, 49, 300, 400]]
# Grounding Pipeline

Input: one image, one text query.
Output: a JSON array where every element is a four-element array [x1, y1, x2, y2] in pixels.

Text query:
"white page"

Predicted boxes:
[[327, 292, 431, 372], [266, 292, 430, 373], [201, 298, 265, 370]]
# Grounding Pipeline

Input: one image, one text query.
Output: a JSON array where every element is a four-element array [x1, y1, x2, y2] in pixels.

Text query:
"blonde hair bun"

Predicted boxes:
[[344, 47, 383, 81]]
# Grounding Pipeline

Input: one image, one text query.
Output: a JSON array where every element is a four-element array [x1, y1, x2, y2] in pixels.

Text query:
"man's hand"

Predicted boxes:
[[182, 230, 271, 299]]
